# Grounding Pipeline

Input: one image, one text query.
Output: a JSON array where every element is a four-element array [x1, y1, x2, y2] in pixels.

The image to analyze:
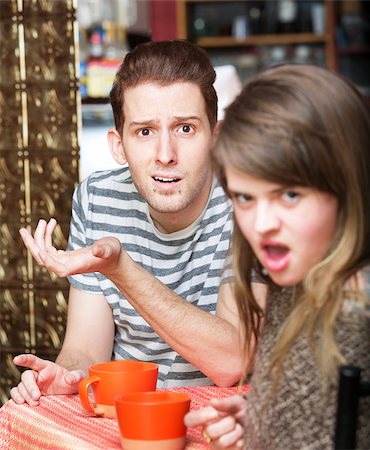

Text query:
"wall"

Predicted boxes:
[[0, 0, 80, 404]]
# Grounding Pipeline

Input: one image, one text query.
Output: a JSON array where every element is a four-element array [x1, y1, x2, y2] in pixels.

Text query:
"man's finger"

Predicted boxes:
[[13, 354, 49, 372], [19, 228, 44, 266], [33, 219, 48, 251], [92, 243, 113, 259], [15, 382, 40, 406], [44, 218, 58, 254], [64, 370, 85, 386], [20, 369, 42, 401], [9, 387, 26, 405]]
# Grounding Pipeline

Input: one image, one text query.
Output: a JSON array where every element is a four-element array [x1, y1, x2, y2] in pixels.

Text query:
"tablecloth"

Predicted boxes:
[[0, 384, 249, 449]]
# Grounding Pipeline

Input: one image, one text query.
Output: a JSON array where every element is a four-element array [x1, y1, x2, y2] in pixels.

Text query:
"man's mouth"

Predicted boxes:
[[153, 176, 180, 183], [152, 175, 182, 193]]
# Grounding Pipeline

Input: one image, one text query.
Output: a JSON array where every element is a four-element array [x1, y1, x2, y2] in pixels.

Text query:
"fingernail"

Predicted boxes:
[[15, 395, 25, 404]]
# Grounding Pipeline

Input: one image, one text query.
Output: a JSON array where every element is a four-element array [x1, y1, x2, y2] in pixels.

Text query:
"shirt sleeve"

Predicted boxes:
[[221, 253, 263, 285], [220, 253, 233, 285]]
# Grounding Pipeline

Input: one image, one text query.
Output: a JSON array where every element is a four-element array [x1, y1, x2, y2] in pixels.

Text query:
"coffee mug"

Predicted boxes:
[[115, 391, 191, 450], [79, 360, 158, 419]]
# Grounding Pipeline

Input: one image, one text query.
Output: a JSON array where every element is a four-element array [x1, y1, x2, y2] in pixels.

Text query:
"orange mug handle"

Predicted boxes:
[[79, 375, 100, 413]]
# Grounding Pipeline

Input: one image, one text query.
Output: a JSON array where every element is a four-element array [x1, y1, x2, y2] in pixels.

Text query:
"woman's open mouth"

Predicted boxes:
[[261, 244, 290, 272]]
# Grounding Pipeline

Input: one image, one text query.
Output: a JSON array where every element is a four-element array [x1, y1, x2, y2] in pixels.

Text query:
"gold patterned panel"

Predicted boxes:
[[1, 288, 68, 348], [26, 88, 79, 150], [0, 0, 80, 405]]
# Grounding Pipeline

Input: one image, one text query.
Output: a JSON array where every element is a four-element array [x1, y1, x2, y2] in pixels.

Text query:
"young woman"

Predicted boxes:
[[185, 64, 370, 449]]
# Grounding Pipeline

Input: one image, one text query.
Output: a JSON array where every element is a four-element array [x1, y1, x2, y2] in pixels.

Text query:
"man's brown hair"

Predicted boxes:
[[109, 40, 218, 134]]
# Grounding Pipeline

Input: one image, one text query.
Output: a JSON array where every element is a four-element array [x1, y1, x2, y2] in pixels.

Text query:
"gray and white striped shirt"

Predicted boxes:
[[67, 166, 232, 387]]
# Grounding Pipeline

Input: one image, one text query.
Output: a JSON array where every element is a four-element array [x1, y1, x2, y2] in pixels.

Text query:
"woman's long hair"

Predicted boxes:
[[214, 64, 370, 385]]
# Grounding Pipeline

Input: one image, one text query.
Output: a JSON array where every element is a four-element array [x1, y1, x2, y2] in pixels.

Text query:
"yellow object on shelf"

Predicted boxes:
[[86, 59, 121, 98]]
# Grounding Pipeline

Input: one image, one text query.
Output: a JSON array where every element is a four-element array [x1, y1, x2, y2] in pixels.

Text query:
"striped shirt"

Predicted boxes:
[[67, 166, 232, 387]]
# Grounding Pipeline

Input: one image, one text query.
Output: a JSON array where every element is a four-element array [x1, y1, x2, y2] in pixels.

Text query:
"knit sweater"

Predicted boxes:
[[243, 280, 370, 450]]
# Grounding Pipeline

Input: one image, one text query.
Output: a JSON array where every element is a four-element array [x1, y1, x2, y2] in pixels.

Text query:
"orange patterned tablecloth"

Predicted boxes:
[[0, 385, 249, 449]]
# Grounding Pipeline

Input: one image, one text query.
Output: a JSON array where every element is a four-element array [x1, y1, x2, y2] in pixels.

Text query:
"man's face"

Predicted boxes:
[[121, 82, 214, 232]]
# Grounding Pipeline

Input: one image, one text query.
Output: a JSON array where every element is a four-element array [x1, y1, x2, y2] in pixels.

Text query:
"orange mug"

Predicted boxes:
[[115, 391, 191, 450], [79, 360, 158, 419]]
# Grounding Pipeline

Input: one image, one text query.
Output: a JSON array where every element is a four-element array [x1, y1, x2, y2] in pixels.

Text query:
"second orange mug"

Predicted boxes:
[[115, 391, 191, 450], [78, 360, 158, 418]]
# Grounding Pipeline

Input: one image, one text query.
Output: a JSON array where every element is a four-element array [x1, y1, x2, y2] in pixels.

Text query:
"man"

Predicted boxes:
[[10, 40, 255, 407]]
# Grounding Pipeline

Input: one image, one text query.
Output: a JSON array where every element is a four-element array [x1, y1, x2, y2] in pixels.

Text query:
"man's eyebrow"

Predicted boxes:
[[128, 116, 202, 128], [174, 115, 202, 122], [128, 119, 157, 128]]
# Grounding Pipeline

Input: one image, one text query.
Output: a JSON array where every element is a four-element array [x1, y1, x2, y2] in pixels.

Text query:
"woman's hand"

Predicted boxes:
[[185, 394, 247, 448]]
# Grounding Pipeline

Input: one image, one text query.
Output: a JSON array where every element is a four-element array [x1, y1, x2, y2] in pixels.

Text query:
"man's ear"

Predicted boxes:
[[107, 128, 127, 165], [212, 120, 223, 145]]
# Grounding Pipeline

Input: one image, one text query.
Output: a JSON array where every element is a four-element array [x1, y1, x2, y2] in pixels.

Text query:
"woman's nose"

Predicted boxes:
[[254, 202, 280, 234]]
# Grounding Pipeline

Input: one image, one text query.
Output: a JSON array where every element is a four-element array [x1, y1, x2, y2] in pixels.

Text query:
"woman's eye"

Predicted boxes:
[[234, 193, 252, 205], [282, 191, 300, 203]]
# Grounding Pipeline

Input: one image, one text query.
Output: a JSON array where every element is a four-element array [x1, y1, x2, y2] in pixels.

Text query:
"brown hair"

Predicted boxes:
[[214, 64, 370, 384], [109, 40, 218, 134]]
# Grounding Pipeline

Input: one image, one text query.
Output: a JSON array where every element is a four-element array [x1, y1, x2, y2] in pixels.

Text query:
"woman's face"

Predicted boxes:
[[226, 167, 338, 286]]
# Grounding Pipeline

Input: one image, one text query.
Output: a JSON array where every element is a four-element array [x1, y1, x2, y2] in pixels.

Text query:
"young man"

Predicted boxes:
[[10, 41, 256, 406]]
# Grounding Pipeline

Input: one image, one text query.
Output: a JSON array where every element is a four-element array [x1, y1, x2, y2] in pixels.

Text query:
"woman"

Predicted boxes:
[[185, 64, 370, 449]]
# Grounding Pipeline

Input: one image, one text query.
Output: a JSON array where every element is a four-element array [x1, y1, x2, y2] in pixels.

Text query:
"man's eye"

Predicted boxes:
[[179, 124, 192, 134], [138, 128, 151, 137]]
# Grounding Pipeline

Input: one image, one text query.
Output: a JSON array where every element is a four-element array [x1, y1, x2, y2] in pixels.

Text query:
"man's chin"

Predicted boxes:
[[147, 196, 190, 215], [150, 203, 186, 214]]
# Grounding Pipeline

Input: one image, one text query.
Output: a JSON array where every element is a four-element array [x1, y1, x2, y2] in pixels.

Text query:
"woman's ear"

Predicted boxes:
[[107, 128, 127, 165]]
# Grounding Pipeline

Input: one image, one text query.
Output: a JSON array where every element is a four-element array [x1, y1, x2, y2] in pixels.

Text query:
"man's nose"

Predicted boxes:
[[155, 131, 177, 165]]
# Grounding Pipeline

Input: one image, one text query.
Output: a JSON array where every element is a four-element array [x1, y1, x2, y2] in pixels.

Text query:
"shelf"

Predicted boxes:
[[81, 102, 113, 125], [336, 46, 370, 56], [82, 96, 110, 104], [332, 0, 370, 99], [177, 0, 336, 70], [196, 33, 329, 48]]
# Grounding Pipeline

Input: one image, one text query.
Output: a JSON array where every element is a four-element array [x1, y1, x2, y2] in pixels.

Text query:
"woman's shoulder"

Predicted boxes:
[[342, 265, 370, 318], [362, 264, 370, 287], [362, 265, 370, 298]]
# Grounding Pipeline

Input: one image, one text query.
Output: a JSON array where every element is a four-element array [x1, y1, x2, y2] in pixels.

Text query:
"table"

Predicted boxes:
[[0, 385, 249, 449]]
